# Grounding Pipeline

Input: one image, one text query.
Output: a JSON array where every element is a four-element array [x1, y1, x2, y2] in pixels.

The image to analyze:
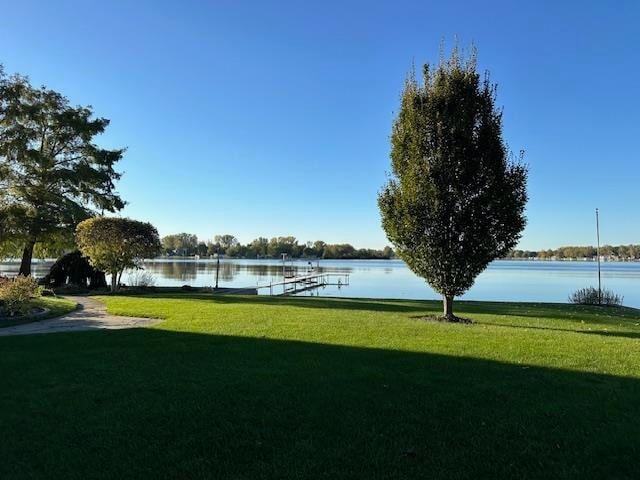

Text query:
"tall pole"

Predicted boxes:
[[282, 253, 286, 279], [282, 253, 287, 294], [596, 208, 601, 305], [215, 249, 220, 290]]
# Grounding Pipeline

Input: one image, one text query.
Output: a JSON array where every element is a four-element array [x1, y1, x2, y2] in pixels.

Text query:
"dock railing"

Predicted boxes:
[[260, 271, 350, 295]]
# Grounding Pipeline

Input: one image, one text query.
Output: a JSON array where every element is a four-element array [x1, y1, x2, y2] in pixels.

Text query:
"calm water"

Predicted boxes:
[[4, 258, 640, 307]]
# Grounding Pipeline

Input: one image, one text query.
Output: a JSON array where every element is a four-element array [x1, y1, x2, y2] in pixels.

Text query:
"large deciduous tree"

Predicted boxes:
[[161, 233, 199, 256], [378, 48, 528, 321], [213, 234, 239, 253], [76, 217, 161, 291], [0, 68, 125, 275]]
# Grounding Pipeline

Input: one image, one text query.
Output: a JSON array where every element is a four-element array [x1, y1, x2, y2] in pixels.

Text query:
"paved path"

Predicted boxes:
[[0, 296, 161, 336]]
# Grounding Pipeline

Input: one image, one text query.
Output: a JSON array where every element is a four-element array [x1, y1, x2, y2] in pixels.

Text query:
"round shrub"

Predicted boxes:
[[0, 275, 42, 317]]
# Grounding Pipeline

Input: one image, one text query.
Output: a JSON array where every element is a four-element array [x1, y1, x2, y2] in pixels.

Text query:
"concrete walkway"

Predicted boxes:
[[0, 296, 161, 336]]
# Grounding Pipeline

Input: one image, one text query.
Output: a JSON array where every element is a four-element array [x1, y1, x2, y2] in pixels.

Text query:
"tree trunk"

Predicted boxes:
[[443, 294, 454, 320], [18, 240, 36, 276], [111, 272, 118, 292]]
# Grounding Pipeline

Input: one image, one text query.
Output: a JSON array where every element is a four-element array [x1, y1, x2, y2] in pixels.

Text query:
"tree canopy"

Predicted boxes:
[[161, 233, 199, 256], [0, 67, 125, 275], [379, 47, 528, 321], [76, 217, 160, 291]]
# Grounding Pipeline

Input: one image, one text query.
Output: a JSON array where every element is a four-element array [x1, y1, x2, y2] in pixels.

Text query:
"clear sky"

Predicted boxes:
[[1, 0, 638, 249]]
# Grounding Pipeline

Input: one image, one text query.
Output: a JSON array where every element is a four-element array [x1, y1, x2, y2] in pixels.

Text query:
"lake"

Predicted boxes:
[[3, 258, 640, 307]]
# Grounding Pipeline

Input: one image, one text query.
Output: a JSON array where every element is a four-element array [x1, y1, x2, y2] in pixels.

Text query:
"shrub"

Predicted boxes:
[[40, 250, 107, 290], [127, 270, 156, 288], [569, 286, 623, 306], [0, 275, 42, 316]]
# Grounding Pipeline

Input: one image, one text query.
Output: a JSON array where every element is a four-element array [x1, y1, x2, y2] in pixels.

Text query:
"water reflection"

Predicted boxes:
[[0, 261, 52, 278], [133, 259, 640, 307], [140, 259, 339, 282], [2, 258, 640, 307], [145, 260, 321, 283]]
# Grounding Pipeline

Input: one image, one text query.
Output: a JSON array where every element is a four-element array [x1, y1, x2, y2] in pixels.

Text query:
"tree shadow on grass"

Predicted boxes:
[[457, 300, 640, 322], [483, 321, 640, 340], [1, 329, 639, 479]]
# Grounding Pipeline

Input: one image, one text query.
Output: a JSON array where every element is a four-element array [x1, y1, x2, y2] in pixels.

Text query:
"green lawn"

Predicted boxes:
[[1, 294, 640, 479], [0, 296, 77, 328]]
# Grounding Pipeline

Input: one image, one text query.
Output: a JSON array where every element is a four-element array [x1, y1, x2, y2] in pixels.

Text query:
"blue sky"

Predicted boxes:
[[1, 1, 638, 249]]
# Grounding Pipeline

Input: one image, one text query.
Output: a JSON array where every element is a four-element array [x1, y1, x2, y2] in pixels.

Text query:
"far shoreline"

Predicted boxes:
[[2, 257, 640, 264]]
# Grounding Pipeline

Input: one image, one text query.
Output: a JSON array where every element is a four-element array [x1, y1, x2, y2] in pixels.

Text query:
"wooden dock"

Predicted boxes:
[[259, 271, 350, 295]]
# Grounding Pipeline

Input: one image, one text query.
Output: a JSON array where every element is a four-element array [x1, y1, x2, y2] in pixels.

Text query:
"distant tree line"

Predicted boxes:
[[506, 245, 640, 261], [160, 233, 394, 260]]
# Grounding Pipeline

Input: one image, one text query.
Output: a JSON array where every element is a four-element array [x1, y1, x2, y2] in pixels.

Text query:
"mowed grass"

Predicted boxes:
[[2, 294, 640, 479]]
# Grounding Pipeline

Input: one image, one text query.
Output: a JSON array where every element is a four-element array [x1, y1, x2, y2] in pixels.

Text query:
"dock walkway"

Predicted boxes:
[[258, 272, 349, 295]]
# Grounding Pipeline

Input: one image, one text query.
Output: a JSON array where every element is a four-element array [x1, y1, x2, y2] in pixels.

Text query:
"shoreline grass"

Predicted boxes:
[[1, 294, 639, 478]]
